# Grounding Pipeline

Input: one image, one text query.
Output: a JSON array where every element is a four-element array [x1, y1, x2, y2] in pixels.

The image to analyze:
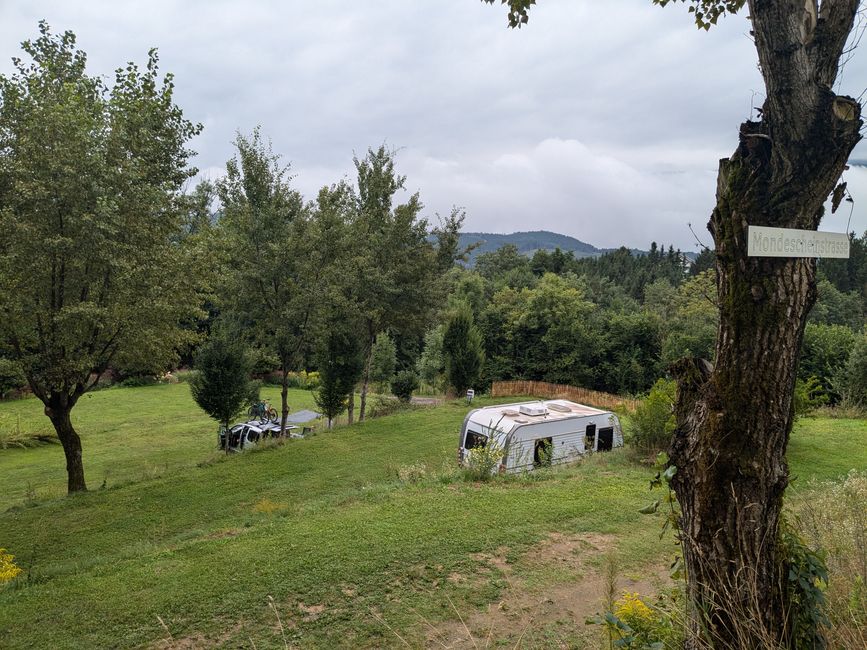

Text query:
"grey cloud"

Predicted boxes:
[[2, 0, 864, 249]]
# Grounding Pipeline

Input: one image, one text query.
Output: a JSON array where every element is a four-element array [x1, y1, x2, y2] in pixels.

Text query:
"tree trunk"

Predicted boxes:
[[280, 366, 290, 436], [668, 2, 862, 641], [45, 397, 87, 493], [347, 391, 355, 425], [359, 338, 374, 422]]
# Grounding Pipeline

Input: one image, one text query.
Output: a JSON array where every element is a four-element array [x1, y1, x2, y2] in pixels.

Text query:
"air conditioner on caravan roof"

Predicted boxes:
[[518, 404, 548, 417]]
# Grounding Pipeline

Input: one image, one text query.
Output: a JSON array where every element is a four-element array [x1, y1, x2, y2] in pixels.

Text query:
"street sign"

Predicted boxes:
[[747, 226, 850, 258]]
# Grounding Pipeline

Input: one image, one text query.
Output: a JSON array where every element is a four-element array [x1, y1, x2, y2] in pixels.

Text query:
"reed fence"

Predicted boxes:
[[490, 380, 637, 412]]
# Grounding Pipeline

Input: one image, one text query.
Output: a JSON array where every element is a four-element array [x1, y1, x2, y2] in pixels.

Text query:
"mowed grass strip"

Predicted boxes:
[[0, 385, 864, 648]]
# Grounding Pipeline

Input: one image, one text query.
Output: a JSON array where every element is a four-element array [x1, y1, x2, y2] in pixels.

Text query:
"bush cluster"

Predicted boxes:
[[390, 370, 419, 402]]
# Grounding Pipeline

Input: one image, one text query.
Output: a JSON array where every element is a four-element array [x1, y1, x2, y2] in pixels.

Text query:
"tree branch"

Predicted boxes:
[[813, 0, 861, 88]]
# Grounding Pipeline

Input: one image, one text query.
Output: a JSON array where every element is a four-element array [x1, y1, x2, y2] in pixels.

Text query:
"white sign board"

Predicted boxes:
[[747, 226, 850, 258]]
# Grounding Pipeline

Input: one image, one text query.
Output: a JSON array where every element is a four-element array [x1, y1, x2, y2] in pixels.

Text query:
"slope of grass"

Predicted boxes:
[[0, 383, 318, 507], [0, 386, 864, 648]]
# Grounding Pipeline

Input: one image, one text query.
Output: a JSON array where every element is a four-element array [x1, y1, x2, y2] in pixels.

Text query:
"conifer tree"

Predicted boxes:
[[189, 336, 256, 441]]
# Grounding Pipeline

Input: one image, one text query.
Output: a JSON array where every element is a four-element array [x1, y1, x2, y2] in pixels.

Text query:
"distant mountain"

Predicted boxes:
[[457, 230, 693, 265], [459, 230, 602, 263]]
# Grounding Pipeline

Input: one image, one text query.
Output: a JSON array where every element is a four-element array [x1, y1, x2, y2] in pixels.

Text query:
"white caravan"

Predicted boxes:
[[458, 399, 623, 473]]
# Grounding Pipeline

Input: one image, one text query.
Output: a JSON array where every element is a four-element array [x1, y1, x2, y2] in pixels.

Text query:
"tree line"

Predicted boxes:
[[431, 234, 866, 406]]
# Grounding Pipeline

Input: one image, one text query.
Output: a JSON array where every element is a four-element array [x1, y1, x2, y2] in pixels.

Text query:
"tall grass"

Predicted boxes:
[[791, 470, 867, 648]]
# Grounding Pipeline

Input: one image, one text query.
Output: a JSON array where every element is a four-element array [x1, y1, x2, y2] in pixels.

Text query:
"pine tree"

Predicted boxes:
[[189, 337, 255, 434]]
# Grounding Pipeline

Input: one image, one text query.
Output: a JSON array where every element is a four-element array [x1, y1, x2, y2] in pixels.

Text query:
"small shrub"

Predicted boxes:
[[367, 395, 411, 418], [463, 437, 506, 482], [390, 370, 419, 402], [794, 376, 829, 417], [0, 548, 23, 584], [628, 378, 676, 454], [591, 588, 685, 649]]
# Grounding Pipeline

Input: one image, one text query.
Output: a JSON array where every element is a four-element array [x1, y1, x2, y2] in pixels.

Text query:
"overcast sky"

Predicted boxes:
[[2, 1, 866, 251]]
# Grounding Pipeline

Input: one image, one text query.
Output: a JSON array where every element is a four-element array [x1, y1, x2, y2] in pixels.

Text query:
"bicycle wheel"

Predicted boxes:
[[248, 406, 256, 420], [267, 408, 279, 423]]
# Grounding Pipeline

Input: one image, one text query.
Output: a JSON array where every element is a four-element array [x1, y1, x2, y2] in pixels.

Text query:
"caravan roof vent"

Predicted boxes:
[[513, 417, 529, 424], [519, 404, 548, 417], [502, 409, 521, 417], [547, 403, 572, 413]]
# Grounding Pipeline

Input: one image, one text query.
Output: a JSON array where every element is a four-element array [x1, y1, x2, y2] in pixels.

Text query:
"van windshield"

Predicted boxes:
[[464, 430, 488, 450]]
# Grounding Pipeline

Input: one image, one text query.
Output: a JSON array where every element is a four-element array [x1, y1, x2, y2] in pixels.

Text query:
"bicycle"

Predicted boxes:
[[248, 399, 278, 424]]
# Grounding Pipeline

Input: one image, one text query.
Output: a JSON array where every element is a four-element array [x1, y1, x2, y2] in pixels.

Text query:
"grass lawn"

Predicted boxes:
[[0, 386, 864, 648], [0, 383, 320, 507]]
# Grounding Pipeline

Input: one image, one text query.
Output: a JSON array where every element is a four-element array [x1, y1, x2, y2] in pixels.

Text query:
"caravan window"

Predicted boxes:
[[585, 423, 596, 448], [533, 437, 553, 467], [464, 430, 488, 450], [597, 427, 614, 451]]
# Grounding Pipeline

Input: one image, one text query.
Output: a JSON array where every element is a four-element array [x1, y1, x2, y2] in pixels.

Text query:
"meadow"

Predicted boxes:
[[0, 384, 864, 648]]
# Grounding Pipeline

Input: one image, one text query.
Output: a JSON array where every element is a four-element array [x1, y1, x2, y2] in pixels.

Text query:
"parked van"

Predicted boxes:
[[458, 399, 623, 473]]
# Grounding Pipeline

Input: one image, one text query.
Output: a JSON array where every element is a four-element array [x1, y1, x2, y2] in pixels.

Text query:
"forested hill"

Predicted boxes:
[[459, 230, 655, 265], [459, 230, 603, 263]]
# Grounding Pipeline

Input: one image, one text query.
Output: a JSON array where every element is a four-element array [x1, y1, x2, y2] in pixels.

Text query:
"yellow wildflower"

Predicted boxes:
[[0, 548, 23, 583], [615, 591, 654, 624]]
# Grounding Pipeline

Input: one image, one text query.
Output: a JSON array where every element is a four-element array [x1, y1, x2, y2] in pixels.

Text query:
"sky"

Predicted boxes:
[[2, 0, 866, 251]]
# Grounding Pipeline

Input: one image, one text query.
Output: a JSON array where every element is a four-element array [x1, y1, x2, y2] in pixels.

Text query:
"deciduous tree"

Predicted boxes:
[[215, 129, 330, 435], [347, 146, 441, 421], [0, 23, 203, 493]]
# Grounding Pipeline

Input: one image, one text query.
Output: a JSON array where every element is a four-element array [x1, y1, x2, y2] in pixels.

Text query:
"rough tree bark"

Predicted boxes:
[[668, 1, 863, 646], [44, 392, 87, 493]]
